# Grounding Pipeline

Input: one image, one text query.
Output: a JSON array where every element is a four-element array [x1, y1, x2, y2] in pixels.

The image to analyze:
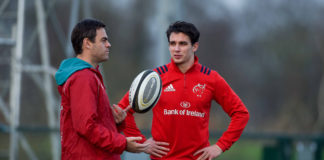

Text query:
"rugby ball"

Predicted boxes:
[[129, 70, 162, 113]]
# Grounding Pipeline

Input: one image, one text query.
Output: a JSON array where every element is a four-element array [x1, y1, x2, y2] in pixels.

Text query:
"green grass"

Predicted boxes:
[[1, 132, 324, 160], [209, 138, 324, 160], [0, 133, 9, 160], [209, 139, 263, 160], [0, 132, 57, 160]]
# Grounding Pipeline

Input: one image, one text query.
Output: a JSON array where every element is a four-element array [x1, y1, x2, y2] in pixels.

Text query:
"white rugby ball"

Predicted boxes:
[[129, 70, 162, 113]]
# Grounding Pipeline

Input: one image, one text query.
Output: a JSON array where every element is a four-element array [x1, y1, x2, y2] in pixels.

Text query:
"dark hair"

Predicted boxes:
[[71, 18, 106, 55], [166, 21, 200, 44]]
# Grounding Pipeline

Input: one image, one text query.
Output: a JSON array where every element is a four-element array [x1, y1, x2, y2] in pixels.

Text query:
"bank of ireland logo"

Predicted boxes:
[[193, 83, 206, 97], [180, 101, 191, 108]]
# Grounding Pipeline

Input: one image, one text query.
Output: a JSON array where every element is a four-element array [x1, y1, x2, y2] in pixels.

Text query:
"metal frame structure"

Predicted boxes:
[[0, 0, 176, 159], [0, 0, 91, 159], [152, 0, 183, 66]]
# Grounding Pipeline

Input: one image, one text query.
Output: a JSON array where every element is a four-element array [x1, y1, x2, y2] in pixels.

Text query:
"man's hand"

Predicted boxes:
[[126, 137, 148, 153], [143, 137, 170, 158], [111, 104, 131, 124], [194, 144, 223, 160]]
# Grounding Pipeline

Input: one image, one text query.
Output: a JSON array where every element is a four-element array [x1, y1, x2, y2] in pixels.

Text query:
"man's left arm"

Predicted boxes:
[[195, 74, 249, 159], [213, 75, 250, 152]]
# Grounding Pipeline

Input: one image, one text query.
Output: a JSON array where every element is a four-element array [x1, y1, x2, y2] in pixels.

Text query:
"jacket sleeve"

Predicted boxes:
[[118, 92, 147, 143], [212, 74, 249, 152], [69, 73, 127, 154]]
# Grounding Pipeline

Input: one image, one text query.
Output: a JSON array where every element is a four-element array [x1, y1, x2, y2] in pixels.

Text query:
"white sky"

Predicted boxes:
[[221, 0, 248, 11]]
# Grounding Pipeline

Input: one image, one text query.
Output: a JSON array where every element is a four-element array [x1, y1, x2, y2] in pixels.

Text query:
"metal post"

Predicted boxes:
[[34, 0, 60, 160], [9, 0, 25, 159], [154, 0, 169, 66], [152, 0, 182, 67], [65, 0, 80, 58]]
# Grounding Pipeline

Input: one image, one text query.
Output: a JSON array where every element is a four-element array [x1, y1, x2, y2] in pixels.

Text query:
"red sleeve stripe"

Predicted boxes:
[[207, 68, 211, 75], [203, 66, 207, 74]]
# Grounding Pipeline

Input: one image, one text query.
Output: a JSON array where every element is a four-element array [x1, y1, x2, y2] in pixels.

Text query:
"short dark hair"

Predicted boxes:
[[71, 18, 106, 55], [166, 21, 200, 44]]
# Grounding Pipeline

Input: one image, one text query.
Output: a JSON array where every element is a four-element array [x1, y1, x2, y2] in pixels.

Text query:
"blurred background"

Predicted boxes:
[[0, 0, 324, 159]]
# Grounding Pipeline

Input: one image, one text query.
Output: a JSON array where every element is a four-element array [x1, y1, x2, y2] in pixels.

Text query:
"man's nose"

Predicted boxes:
[[106, 41, 111, 48], [175, 44, 180, 51]]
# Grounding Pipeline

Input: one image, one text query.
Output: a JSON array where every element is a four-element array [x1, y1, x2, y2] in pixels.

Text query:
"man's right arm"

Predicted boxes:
[[118, 92, 147, 143], [118, 92, 170, 157]]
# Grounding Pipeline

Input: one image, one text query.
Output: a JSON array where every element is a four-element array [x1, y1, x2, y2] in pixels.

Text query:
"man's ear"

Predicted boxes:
[[83, 38, 92, 50], [193, 42, 199, 52]]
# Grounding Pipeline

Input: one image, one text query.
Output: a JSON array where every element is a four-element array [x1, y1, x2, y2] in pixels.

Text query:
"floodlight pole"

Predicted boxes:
[[154, 0, 182, 66], [65, 0, 80, 58], [9, 0, 25, 159], [34, 0, 60, 160]]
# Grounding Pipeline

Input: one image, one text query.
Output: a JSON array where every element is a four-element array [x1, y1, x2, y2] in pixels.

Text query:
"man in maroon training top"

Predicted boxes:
[[55, 18, 148, 160]]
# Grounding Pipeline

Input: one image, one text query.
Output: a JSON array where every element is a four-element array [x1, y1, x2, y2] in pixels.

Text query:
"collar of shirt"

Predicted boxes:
[[170, 55, 199, 74]]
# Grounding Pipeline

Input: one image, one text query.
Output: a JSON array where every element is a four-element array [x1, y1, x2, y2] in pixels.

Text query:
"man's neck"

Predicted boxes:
[[177, 58, 194, 73], [77, 54, 97, 68]]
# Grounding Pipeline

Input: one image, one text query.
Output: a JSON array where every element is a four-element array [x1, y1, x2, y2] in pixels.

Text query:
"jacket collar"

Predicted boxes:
[[170, 55, 199, 74], [89, 65, 104, 84]]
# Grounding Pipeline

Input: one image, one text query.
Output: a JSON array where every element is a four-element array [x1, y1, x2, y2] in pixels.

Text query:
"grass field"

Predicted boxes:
[[0, 132, 323, 160], [210, 139, 263, 160], [213, 139, 324, 160]]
